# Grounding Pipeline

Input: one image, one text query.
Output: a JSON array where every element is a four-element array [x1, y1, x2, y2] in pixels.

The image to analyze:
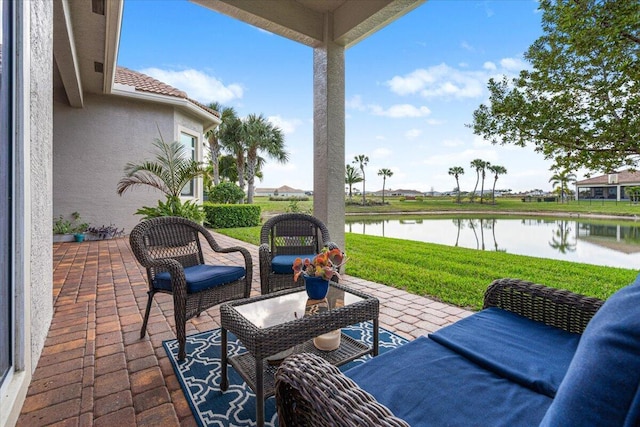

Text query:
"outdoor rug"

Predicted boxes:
[[163, 322, 409, 427]]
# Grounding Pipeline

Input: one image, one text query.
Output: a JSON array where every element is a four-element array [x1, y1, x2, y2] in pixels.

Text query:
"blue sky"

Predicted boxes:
[[118, 0, 564, 194]]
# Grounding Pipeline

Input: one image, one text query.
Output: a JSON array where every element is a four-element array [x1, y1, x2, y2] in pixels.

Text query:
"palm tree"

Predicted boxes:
[[487, 164, 507, 204], [353, 154, 369, 205], [242, 114, 288, 204], [470, 159, 485, 203], [117, 137, 206, 199], [219, 114, 245, 194], [377, 168, 393, 203], [549, 170, 577, 203], [218, 154, 239, 183], [479, 161, 490, 204], [345, 164, 363, 199], [205, 102, 239, 186], [448, 166, 464, 203]]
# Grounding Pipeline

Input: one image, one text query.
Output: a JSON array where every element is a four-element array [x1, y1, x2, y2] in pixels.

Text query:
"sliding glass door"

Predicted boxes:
[[0, 0, 14, 386]]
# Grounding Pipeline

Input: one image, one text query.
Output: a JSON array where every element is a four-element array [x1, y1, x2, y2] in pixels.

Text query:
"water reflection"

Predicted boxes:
[[345, 217, 640, 268]]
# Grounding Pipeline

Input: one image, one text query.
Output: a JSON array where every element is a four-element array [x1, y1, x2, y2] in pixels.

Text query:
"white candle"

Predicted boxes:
[[313, 329, 341, 351]]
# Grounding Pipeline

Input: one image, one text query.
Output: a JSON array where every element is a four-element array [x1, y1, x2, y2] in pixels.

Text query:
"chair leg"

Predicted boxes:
[[140, 290, 154, 339], [176, 313, 186, 361]]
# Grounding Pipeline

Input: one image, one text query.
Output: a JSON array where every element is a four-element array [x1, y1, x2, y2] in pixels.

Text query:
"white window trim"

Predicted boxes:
[[177, 125, 202, 202]]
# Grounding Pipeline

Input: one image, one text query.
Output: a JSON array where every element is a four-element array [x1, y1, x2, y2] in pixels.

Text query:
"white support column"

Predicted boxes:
[[313, 13, 345, 249]]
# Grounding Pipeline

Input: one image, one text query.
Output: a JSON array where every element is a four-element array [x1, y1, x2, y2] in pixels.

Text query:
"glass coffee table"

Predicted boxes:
[[219, 282, 379, 427]]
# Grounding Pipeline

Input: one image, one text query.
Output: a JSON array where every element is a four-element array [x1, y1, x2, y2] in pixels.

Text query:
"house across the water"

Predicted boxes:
[[255, 185, 307, 197], [576, 170, 640, 201]]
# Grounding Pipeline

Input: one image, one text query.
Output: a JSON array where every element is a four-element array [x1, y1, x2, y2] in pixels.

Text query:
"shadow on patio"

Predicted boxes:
[[17, 232, 471, 426]]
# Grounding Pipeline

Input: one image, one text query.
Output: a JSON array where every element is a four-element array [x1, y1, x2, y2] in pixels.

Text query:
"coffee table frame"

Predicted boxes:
[[220, 283, 380, 427]]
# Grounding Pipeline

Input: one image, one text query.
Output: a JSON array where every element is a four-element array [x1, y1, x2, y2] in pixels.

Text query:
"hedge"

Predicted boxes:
[[203, 203, 261, 228]]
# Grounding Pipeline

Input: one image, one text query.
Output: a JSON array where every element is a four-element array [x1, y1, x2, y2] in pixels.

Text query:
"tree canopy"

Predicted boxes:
[[470, 0, 639, 174]]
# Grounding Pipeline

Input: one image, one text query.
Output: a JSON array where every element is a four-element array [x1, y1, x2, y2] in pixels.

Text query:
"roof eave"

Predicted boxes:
[[111, 85, 222, 131], [103, 0, 124, 94]]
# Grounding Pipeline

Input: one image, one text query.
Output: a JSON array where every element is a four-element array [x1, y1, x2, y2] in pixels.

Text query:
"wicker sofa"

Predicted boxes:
[[275, 277, 640, 426]]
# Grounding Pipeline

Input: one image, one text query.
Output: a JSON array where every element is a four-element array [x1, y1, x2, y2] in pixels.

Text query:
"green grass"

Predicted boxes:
[[253, 196, 640, 218], [215, 224, 637, 311]]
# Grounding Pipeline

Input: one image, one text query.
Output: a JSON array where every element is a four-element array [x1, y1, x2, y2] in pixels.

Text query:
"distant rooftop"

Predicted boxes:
[[576, 170, 640, 185]]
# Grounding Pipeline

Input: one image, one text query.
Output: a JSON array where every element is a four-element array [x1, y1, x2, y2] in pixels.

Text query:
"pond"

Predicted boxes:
[[345, 216, 640, 269]]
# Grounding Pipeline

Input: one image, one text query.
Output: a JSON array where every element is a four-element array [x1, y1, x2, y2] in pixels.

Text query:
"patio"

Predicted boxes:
[[16, 232, 471, 426]]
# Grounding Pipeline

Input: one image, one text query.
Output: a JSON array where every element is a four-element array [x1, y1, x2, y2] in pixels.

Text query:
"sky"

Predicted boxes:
[[118, 0, 574, 194]]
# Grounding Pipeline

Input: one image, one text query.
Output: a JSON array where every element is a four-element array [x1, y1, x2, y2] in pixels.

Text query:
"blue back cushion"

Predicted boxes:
[[430, 307, 580, 397], [540, 275, 640, 427], [271, 254, 316, 274], [345, 336, 552, 427], [153, 264, 245, 293]]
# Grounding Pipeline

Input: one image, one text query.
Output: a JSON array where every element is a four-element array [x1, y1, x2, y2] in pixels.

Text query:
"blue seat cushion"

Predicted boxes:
[[429, 307, 580, 397], [271, 254, 316, 274], [345, 336, 552, 427], [540, 274, 640, 427], [153, 264, 246, 293]]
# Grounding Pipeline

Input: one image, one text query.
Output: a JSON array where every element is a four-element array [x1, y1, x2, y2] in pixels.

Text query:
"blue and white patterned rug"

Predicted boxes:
[[163, 322, 409, 427]]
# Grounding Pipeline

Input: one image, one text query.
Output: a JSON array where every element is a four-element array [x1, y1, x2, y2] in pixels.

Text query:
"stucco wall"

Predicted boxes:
[[30, 0, 54, 370], [53, 94, 203, 234]]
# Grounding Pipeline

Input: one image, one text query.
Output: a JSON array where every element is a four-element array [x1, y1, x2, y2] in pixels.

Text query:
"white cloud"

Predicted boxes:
[[370, 104, 431, 118], [139, 68, 243, 104], [387, 64, 484, 99], [483, 61, 497, 71], [461, 41, 474, 51], [346, 95, 366, 111], [405, 129, 422, 139], [472, 135, 492, 147], [500, 57, 528, 71], [267, 115, 302, 135], [386, 59, 530, 101]]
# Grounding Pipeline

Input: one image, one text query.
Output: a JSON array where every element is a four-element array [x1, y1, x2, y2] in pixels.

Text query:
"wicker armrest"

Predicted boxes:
[[483, 278, 604, 334], [275, 353, 410, 427]]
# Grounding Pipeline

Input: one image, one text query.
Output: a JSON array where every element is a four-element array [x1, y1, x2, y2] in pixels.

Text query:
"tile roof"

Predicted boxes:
[[115, 66, 220, 118], [576, 170, 640, 185]]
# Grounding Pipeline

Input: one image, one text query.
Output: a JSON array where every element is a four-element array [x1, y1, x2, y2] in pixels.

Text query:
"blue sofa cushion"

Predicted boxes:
[[345, 336, 552, 427], [540, 275, 640, 427], [271, 254, 316, 274], [429, 307, 580, 397], [153, 264, 245, 293]]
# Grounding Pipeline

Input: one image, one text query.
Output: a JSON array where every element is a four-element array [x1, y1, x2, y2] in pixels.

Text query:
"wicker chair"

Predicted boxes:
[[275, 353, 410, 427], [129, 216, 252, 360], [259, 213, 336, 294]]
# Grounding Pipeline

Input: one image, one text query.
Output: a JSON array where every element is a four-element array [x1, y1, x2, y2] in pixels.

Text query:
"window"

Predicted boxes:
[[0, 0, 14, 387], [180, 131, 196, 197]]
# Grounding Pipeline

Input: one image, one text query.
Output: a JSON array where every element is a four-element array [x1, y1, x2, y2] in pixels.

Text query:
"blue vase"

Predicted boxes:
[[304, 276, 330, 300]]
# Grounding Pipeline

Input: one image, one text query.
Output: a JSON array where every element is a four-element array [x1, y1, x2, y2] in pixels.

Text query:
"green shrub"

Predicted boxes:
[[286, 200, 312, 214], [203, 203, 261, 228], [399, 196, 406, 202], [269, 196, 310, 202], [135, 196, 205, 223], [208, 182, 245, 204], [415, 196, 424, 202]]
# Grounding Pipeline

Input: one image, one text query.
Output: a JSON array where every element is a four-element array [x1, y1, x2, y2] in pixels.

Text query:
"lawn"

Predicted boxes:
[[255, 195, 640, 218], [215, 221, 637, 310]]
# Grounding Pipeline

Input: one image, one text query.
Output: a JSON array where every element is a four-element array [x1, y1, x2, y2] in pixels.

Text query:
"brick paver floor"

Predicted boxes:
[[17, 232, 472, 426]]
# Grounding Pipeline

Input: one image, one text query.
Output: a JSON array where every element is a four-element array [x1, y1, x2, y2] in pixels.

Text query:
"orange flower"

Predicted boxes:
[[292, 246, 347, 282]]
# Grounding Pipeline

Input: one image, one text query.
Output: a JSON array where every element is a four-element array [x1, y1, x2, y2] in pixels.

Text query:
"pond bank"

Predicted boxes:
[[346, 210, 638, 221]]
